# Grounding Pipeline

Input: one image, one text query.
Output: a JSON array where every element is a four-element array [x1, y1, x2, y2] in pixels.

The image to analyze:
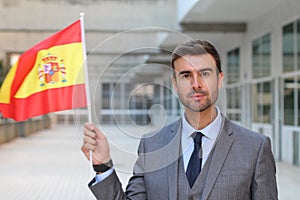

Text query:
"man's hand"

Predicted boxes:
[[81, 122, 111, 165]]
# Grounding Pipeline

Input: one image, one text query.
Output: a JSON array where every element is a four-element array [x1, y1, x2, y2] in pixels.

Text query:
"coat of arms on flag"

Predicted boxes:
[[38, 54, 68, 86]]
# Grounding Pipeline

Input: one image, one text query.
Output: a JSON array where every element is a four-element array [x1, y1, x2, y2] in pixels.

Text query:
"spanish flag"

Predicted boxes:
[[0, 19, 87, 121]]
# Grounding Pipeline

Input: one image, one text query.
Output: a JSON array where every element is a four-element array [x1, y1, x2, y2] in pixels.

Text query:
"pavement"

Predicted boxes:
[[0, 125, 299, 200]]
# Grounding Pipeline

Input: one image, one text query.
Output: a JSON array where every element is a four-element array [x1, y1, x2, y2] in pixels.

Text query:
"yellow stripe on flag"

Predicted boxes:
[[15, 42, 84, 98], [0, 63, 18, 104]]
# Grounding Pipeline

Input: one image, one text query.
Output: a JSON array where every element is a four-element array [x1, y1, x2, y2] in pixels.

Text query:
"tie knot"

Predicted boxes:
[[193, 132, 202, 144]]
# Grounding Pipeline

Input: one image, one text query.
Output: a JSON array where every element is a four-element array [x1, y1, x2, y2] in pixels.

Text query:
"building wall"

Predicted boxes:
[[0, 0, 177, 65], [218, 0, 300, 165]]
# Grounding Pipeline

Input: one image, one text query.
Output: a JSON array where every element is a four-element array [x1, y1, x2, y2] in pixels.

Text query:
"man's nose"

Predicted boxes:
[[192, 73, 204, 89]]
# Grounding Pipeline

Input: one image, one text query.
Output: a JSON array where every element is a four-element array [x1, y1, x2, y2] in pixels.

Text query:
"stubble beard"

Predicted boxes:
[[179, 90, 218, 113]]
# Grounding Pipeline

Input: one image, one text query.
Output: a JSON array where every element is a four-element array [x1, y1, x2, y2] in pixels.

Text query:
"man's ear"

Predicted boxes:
[[217, 72, 224, 89], [171, 75, 178, 94]]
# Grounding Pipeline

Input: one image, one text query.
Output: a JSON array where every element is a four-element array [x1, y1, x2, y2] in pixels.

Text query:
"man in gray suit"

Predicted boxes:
[[82, 40, 278, 199]]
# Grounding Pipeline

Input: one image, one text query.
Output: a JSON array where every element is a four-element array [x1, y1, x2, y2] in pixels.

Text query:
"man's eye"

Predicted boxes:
[[201, 71, 210, 77], [182, 74, 191, 78]]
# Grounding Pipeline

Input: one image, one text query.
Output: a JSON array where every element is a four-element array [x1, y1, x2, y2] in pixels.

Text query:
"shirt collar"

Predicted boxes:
[[181, 106, 222, 140]]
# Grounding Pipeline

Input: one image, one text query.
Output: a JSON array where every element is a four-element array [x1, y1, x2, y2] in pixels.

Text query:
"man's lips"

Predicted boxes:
[[190, 93, 206, 100]]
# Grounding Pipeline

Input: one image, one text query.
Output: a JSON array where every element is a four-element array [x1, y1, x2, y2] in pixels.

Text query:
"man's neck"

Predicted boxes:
[[184, 106, 217, 130]]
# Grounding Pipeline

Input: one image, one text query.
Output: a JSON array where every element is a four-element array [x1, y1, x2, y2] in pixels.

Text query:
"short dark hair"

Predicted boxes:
[[171, 40, 222, 73]]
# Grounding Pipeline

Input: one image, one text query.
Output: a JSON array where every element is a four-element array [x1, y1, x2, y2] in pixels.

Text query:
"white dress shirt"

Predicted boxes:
[[181, 106, 223, 171]]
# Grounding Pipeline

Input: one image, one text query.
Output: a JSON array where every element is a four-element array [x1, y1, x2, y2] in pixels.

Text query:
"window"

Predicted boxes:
[[252, 33, 271, 78], [226, 48, 241, 122], [282, 18, 300, 126], [226, 87, 241, 121], [298, 75, 300, 126], [283, 76, 300, 126], [112, 83, 121, 109], [283, 19, 300, 73], [1, 53, 20, 87], [102, 83, 111, 109], [284, 77, 295, 125], [227, 48, 240, 84], [283, 23, 295, 72], [163, 80, 172, 115], [297, 19, 300, 71], [128, 83, 154, 125], [251, 33, 272, 124], [252, 81, 272, 123]]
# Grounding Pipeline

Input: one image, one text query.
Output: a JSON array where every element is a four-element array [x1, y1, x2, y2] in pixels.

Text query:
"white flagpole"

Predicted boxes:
[[80, 13, 92, 122], [80, 13, 94, 175]]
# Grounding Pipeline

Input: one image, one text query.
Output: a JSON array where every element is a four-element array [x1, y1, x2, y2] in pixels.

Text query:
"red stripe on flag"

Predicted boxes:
[[0, 84, 86, 121]]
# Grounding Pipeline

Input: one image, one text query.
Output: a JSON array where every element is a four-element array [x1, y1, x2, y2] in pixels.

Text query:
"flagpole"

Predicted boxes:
[[80, 13, 92, 123], [80, 13, 94, 174]]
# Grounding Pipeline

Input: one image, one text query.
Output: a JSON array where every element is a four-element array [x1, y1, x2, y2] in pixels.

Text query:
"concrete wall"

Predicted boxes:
[[0, 116, 51, 145], [0, 0, 177, 63], [0, 0, 177, 30]]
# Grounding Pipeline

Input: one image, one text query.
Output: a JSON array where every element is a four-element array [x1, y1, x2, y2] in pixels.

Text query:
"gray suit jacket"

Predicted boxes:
[[89, 117, 278, 200]]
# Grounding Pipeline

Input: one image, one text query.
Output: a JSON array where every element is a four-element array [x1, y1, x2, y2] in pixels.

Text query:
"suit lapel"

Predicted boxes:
[[166, 119, 182, 200], [201, 118, 236, 200]]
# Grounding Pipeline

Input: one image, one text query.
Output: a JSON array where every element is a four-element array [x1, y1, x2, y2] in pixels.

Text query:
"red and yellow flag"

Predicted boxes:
[[0, 20, 87, 121]]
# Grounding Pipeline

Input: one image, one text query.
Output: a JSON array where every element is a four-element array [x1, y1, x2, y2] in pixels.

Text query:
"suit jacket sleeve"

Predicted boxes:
[[88, 138, 148, 200], [251, 137, 278, 199], [89, 170, 126, 200]]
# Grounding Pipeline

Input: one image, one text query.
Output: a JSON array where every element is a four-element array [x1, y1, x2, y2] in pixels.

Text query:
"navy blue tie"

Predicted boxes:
[[186, 132, 203, 187]]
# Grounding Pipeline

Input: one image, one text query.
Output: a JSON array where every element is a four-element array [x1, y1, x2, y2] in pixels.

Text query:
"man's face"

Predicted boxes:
[[172, 54, 224, 113]]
